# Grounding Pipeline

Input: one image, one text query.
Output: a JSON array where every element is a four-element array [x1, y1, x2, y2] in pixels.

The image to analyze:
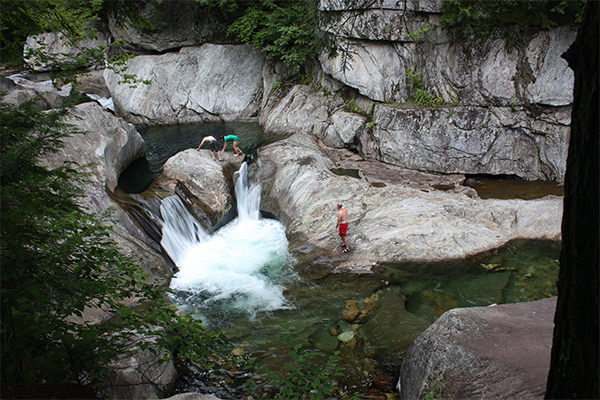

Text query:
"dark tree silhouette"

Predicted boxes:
[[545, 2, 599, 399]]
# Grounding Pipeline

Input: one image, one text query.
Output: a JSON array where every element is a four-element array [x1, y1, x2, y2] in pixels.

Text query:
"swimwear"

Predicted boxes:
[[224, 135, 239, 142], [209, 140, 219, 152], [338, 222, 348, 236]]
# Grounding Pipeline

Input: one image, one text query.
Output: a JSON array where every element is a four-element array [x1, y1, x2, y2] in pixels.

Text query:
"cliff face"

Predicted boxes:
[[99, 0, 575, 182]]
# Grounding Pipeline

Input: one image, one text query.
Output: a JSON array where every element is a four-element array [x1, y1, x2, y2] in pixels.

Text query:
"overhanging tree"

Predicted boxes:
[[0, 97, 226, 388]]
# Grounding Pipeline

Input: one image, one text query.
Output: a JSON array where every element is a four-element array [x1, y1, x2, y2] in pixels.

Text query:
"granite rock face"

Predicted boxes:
[[258, 133, 562, 273], [105, 44, 265, 125], [318, 1, 576, 107], [370, 105, 570, 181], [398, 297, 557, 399]]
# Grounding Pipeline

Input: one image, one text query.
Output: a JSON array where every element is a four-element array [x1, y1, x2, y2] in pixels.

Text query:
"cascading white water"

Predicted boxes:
[[234, 162, 261, 222], [160, 162, 292, 317], [160, 196, 210, 266]]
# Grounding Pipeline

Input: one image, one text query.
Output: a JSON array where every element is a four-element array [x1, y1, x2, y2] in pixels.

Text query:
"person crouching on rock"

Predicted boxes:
[[197, 135, 222, 161], [221, 134, 243, 156], [336, 202, 349, 252]]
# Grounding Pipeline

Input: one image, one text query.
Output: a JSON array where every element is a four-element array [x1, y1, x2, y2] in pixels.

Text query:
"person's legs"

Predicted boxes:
[[339, 232, 349, 248], [210, 142, 221, 160], [233, 141, 242, 155], [338, 223, 349, 251]]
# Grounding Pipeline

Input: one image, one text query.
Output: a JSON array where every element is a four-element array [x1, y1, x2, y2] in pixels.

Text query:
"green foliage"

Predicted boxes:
[[347, 99, 361, 113], [0, 97, 221, 388], [440, 0, 587, 41], [0, 0, 103, 67], [405, 67, 446, 107], [241, 324, 353, 399], [228, 0, 322, 69], [407, 22, 433, 41]]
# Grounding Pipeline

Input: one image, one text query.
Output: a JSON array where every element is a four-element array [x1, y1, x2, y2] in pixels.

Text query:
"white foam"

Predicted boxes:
[[164, 162, 292, 315]]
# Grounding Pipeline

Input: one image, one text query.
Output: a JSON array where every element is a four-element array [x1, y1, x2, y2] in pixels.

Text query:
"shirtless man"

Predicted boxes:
[[197, 135, 222, 161], [336, 202, 349, 252]]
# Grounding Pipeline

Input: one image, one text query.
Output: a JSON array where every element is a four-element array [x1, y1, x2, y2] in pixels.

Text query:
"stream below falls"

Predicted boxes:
[[118, 122, 561, 399]]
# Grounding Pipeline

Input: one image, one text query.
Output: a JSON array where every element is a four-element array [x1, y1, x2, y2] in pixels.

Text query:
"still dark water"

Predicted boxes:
[[118, 122, 288, 193], [119, 123, 561, 399]]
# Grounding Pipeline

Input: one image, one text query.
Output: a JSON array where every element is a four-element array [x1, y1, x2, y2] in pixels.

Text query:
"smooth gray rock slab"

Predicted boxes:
[[398, 297, 557, 399], [258, 133, 562, 272], [105, 44, 265, 125]]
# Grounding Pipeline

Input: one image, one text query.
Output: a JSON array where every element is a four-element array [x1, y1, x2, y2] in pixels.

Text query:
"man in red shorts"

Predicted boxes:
[[336, 202, 349, 252]]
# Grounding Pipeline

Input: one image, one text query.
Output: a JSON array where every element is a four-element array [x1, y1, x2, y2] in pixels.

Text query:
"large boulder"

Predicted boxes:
[[104, 44, 265, 125], [259, 84, 341, 135], [100, 333, 178, 400], [258, 133, 562, 272], [157, 149, 235, 228], [370, 105, 570, 181], [398, 297, 557, 399]]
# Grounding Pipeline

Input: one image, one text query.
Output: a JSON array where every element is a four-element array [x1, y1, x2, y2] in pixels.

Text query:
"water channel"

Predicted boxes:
[[118, 122, 561, 399]]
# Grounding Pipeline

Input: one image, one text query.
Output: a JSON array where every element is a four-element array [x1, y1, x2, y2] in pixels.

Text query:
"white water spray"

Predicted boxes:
[[160, 162, 291, 316]]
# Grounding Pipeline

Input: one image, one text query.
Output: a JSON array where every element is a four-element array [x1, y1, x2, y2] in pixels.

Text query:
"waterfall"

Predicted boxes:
[[161, 162, 292, 317], [234, 162, 261, 222], [160, 195, 210, 266]]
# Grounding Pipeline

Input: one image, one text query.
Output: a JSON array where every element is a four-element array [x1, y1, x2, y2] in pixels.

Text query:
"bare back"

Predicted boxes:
[[337, 207, 348, 225]]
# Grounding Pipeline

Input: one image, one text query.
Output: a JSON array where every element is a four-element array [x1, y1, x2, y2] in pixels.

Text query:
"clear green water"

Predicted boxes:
[[171, 239, 560, 399], [121, 123, 561, 398]]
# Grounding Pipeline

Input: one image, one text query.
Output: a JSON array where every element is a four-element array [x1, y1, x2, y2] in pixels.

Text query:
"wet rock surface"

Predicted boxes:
[[258, 133, 563, 272]]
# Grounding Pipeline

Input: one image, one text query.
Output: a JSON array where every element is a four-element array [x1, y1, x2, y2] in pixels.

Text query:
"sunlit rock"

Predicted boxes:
[[258, 133, 563, 272], [105, 44, 265, 125]]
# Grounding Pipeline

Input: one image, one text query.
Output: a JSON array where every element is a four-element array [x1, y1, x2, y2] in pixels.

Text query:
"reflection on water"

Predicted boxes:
[[465, 175, 564, 199]]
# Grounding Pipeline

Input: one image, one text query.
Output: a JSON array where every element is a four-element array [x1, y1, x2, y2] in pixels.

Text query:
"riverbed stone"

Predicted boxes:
[[398, 297, 557, 399], [258, 133, 563, 272], [159, 149, 234, 227], [342, 299, 361, 322]]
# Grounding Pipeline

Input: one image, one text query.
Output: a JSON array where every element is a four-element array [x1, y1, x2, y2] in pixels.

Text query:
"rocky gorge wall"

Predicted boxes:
[[94, 0, 576, 182], [12, 1, 579, 397]]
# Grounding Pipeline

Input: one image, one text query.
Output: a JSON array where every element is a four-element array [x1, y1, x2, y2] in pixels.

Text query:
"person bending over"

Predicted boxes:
[[221, 134, 243, 156], [197, 135, 222, 161]]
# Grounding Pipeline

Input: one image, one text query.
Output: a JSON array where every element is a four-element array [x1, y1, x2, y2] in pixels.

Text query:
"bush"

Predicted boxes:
[[0, 96, 224, 388]]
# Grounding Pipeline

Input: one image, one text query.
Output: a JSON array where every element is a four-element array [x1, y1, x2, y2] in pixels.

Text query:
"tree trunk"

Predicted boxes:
[[545, 2, 599, 399]]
